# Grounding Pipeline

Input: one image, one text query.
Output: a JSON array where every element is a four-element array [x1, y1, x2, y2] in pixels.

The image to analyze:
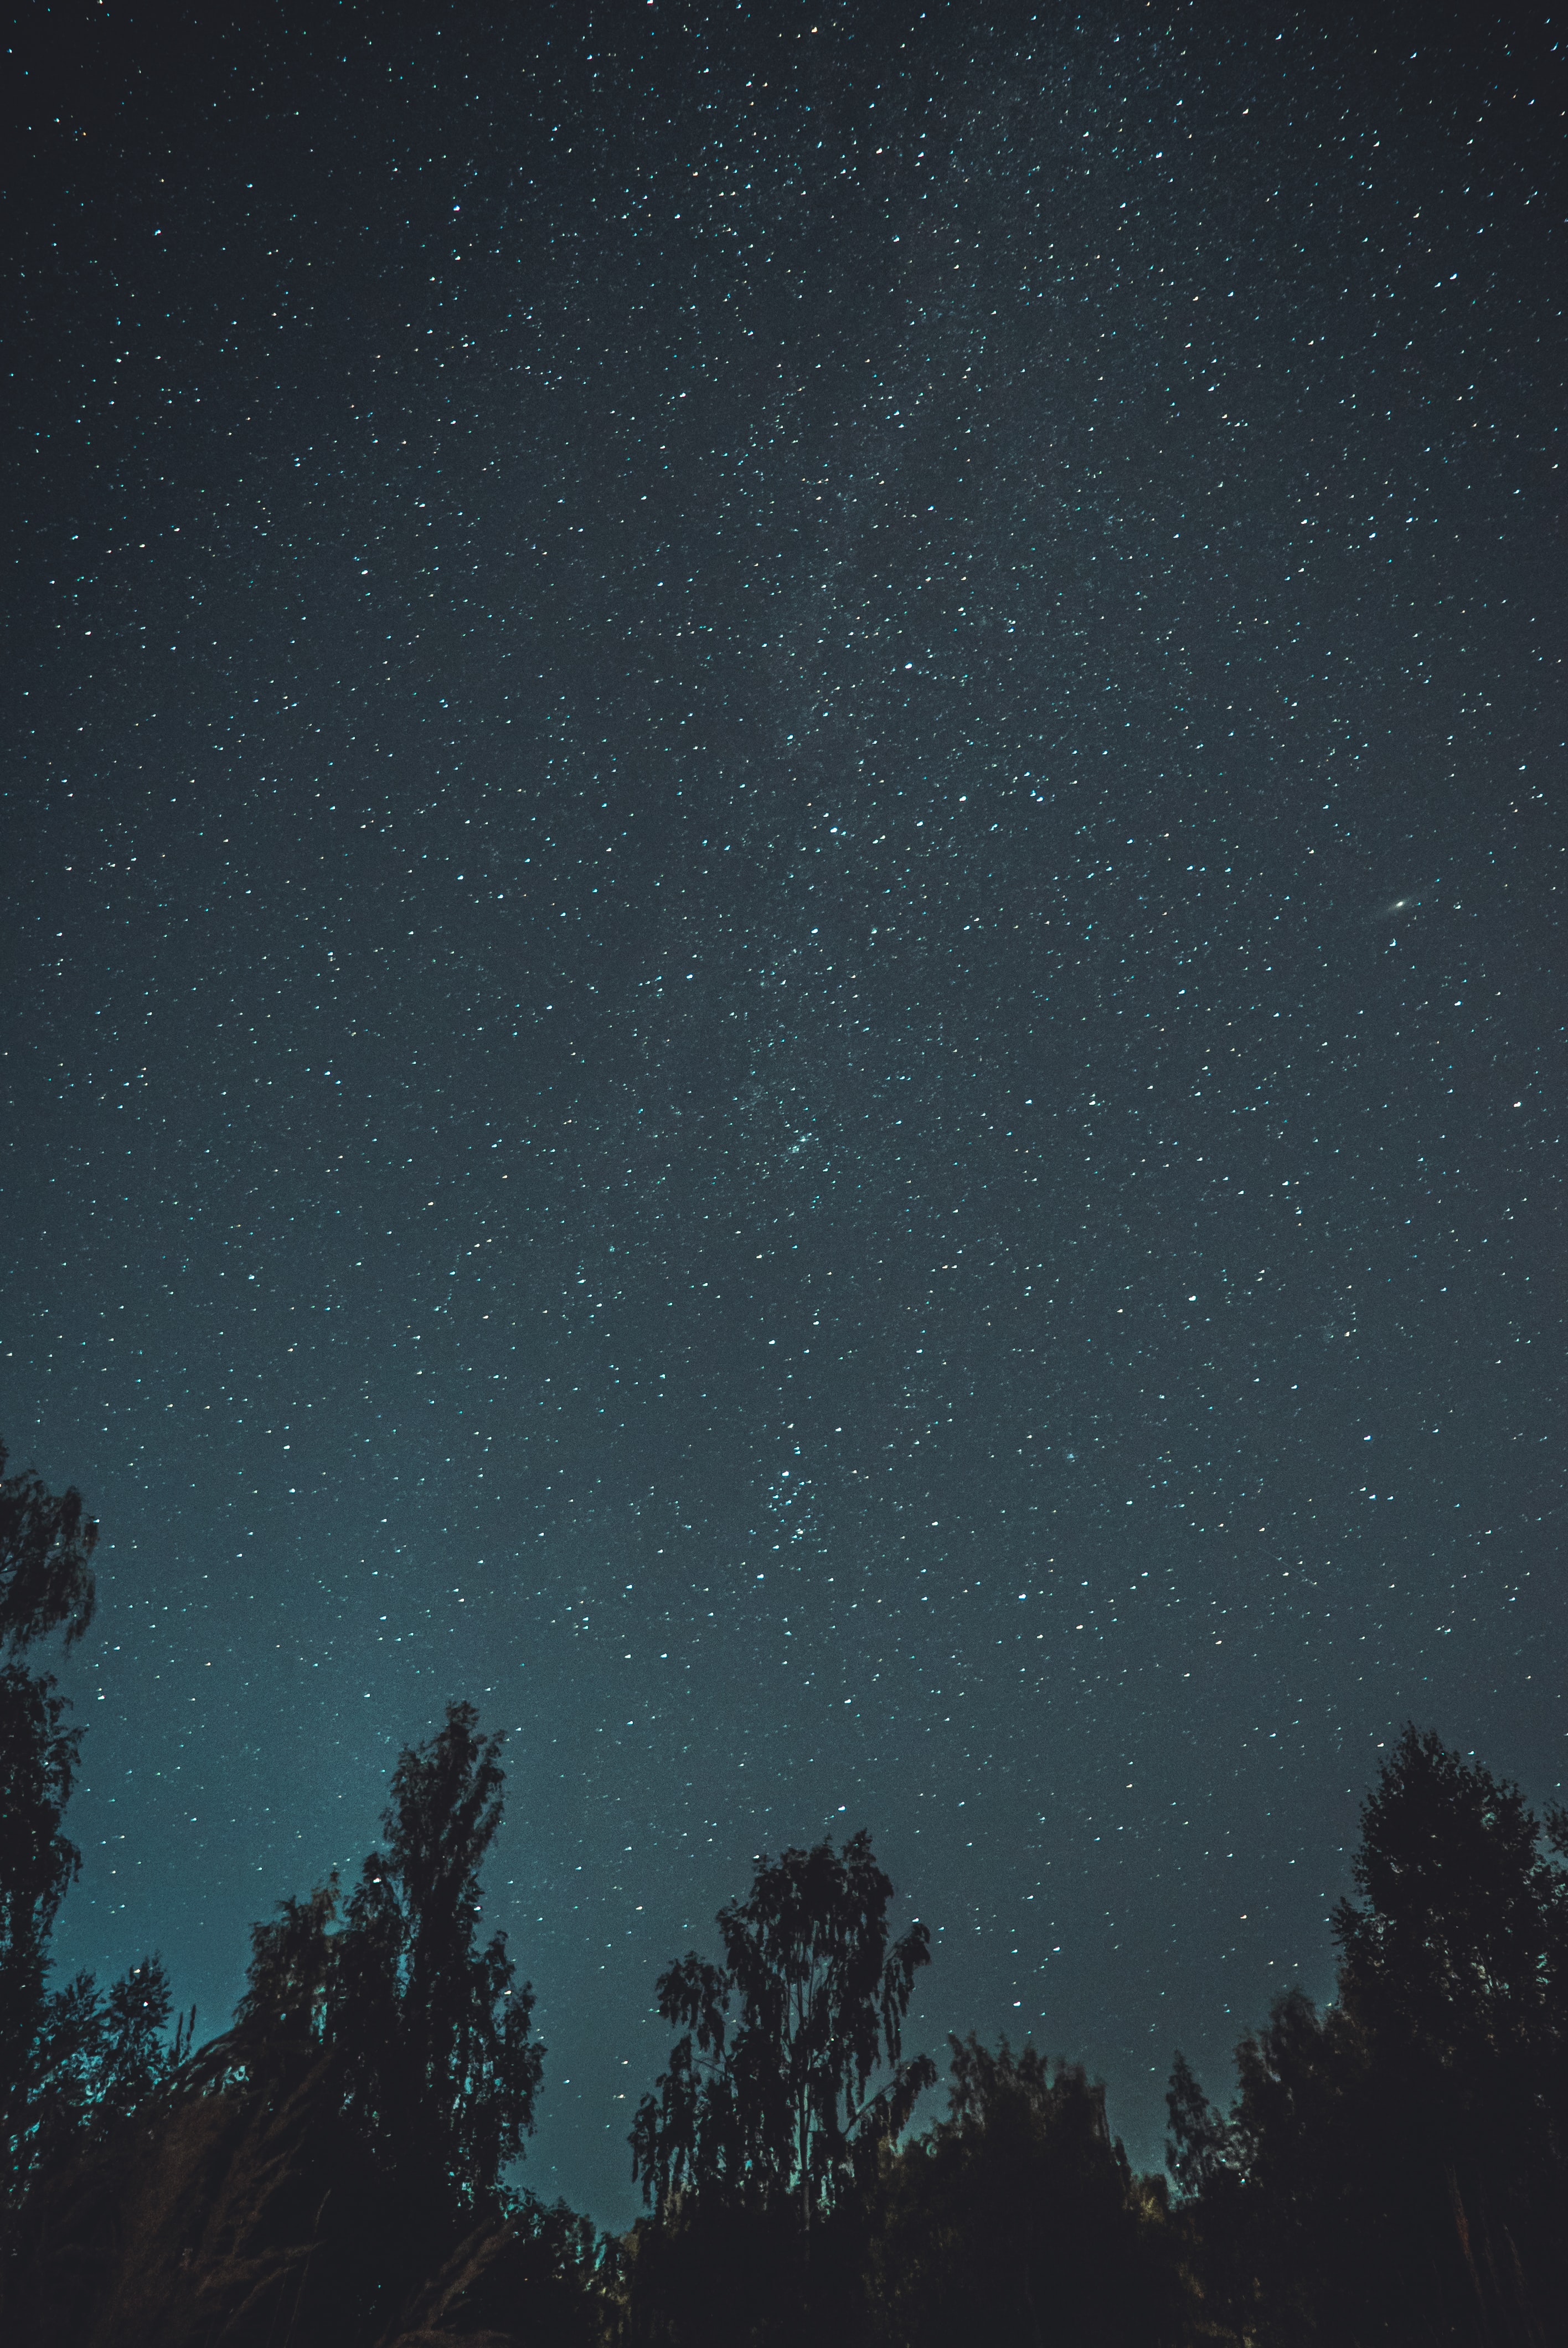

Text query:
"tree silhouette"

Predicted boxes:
[[1164, 2046, 1235, 2200], [0, 1666, 85, 2198], [0, 1439, 99, 2106], [338, 1698, 543, 2211], [632, 1829, 933, 2229], [24, 1955, 190, 2170], [1335, 1724, 1568, 2095], [870, 2035, 1188, 2348], [0, 1441, 101, 2211], [1169, 1725, 1568, 2346], [234, 1879, 341, 2049], [0, 1442, 189, 2238], [234, 1700, 543, 2222], [0, 1437, 98, 1654], [1331, 1724, 1568, 2336]]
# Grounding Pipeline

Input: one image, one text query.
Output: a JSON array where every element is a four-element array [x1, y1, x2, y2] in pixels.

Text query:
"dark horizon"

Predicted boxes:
[[3, 0, 1562, 2231]]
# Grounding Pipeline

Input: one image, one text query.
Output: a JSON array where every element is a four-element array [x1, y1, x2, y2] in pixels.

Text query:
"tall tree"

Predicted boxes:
[[0, 1440, 100, 2210], [339, 1699, 544, 2211], [1335, 1724, 1568, 2110], [1332, 1725, 1568, 2336], [1168, 1726, 1568, 2346], [0, 1666, 84, 2194], [0, 1442, 184, 2227], [235, 1701, 543, 2221], [632, 1829, 934, 2228]]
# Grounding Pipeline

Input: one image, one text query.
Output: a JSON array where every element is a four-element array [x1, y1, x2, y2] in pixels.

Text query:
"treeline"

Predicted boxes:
[[3, 1443, 1567, 2345]]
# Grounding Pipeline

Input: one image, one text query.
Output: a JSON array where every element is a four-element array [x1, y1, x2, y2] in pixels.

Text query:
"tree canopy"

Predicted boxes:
[[632, 1829, 934, 2227], [235, 1700, 544, 2219], [1167, 1723, 1568, 2345], [9, 1425, 1568, 2347], [0, 1437, 98, 1655]]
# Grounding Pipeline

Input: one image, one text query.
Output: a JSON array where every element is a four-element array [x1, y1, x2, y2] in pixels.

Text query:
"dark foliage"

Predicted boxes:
[[12, 2037, 385, 2348], [618, 2191, 826, 2348], [7, 1688, 574, 2348], [623, 2031, 1185, 2348], [226, 1700, 545, 2244], [390, 2192, 614, 2348], [23, 1956, 194, 2177], [0, 1445, 120, 2218], [0, 1436, 98, 1654], [631, 1830, 934, 2230], [0, 1446, 199, 2337], [1168, 1724, 1568, 2346], [13, 1436, 1568, 2347], [867, 2035, 1189, 2348], [338, 1698, 544, 2211], [0, 1664, 84, 2194]]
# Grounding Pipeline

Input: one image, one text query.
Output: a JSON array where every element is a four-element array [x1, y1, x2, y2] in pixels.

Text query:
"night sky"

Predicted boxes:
[[4, 1, 1564, 2228]]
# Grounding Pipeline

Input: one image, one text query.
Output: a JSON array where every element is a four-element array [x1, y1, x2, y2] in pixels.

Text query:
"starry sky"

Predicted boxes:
[[3, 0, 1564, 2227]]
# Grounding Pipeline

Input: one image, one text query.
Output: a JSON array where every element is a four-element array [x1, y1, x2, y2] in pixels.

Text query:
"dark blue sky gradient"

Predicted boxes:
[[3, 0, 1564, 2226]]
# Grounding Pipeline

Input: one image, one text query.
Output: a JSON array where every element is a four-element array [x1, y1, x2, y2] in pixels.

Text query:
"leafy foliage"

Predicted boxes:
[[1168, 1724, 1568, 2345], [1335, 1725, 1568, 2095], [868, 2036, 1188, 2348], [0, 1443, 102, 2212], [23, 1957, 193, 2172], [13, 1425, 1568, 2347], [0, 1437, 98, 1655], [7, 1672, 556, 2348], [0, 1667, 82, 2019], [234, 1700, 544, 2221], [632, 1830, 933, 2227]]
